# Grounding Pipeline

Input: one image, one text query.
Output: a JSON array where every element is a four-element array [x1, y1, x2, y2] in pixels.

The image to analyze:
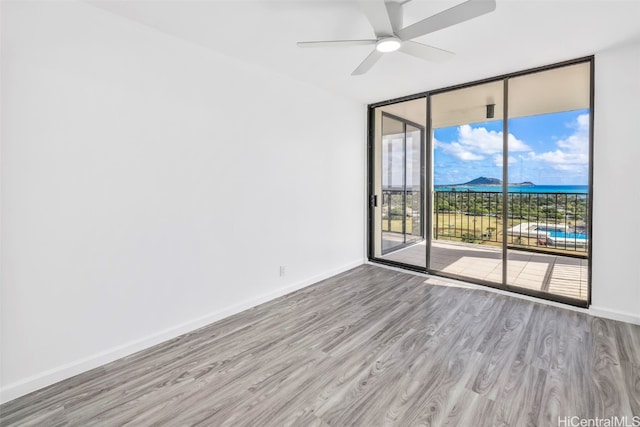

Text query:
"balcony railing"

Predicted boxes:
[[382, 189, 589, 255]]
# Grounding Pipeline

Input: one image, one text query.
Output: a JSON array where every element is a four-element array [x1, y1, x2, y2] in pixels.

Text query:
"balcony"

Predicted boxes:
[[380, 190, 589, 301]]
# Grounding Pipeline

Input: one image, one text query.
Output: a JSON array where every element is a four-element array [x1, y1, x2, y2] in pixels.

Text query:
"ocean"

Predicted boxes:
[[434, 185, 589, 194]]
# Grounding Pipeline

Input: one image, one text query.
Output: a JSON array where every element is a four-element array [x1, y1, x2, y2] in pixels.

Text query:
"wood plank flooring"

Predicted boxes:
[[1, 265, 638, 426]]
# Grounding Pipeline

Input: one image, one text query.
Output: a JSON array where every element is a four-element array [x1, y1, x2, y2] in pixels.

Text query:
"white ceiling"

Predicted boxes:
[[89, 0, 640, 105]]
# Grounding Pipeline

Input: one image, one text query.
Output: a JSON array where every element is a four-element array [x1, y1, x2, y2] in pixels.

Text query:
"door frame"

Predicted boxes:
[[366, 56, 594, 308]]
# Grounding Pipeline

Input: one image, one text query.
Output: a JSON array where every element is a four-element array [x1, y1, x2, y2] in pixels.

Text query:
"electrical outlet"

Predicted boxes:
[[279, 266, 286, 276]]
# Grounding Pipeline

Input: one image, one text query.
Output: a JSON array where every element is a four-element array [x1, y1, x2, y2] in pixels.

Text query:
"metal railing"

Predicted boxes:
[[435, 191, 588, 253], [381, 189, 422, 235], [382, 189, 589, 254]]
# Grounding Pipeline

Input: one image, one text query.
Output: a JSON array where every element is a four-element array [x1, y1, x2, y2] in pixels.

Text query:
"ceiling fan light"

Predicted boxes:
[[376, 37, 401, 53]]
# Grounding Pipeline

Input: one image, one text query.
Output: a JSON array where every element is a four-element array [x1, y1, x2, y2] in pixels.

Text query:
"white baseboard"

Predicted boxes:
[[0, 259, 365, 404], [588, 306, 640, 325]]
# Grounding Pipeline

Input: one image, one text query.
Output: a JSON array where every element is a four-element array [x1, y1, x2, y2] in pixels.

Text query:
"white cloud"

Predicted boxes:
[[440, 142, 485, 160], [493, 154, 517, 167], [436, 125, 531, 161], [526, 113, 589, 172]]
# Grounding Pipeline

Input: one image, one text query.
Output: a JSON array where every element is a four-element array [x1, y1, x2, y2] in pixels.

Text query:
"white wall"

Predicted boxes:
[[590, 40, 640, 322], [0, 1, 365, 402]]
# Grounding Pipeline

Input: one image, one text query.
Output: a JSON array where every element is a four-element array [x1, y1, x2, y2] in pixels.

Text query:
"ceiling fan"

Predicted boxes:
[[297, 0, 496, 75]]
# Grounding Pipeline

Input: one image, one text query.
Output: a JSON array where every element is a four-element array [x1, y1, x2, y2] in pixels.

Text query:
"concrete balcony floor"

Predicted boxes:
[[381, 238, 588, 301]]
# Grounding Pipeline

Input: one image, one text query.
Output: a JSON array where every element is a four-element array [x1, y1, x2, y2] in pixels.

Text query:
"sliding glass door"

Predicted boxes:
[[368, 58, 592, 307], [371, 99, 426, 268]]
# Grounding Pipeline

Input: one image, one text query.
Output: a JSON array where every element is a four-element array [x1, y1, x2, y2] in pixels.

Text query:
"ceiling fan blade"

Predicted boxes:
[[297, 39, 377, 48], [397, 0, 496, 41], [399, 41, 454, 63], [358, 0, 394, 37], [352, 49, 384, 75]]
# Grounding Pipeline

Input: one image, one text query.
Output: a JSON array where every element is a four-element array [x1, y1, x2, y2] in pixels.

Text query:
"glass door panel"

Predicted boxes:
[[430, 81, 504, 284], [370, 98, 426, 268], [381, 114, 407, 253], [405, 124, 423, 246], [506, 63, 591, 302]]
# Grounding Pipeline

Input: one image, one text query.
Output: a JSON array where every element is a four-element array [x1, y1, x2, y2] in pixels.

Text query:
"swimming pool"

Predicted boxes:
[[506, 223, 589, 248], [548, 230, 588, 240]]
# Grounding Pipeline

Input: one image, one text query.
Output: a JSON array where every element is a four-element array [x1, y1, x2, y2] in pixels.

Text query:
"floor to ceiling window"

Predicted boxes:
[[505, 62, 591, 301], [430, 80, 505, 285], [368, 58, 593, 307]]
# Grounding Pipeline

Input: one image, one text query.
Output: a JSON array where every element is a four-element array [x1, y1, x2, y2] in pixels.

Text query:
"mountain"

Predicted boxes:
[[461, 177, 501, 185], [453, 177, 535, 186]]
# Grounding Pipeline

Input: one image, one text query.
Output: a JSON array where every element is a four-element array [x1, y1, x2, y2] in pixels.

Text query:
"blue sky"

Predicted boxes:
[[434, 109, 590, 185]]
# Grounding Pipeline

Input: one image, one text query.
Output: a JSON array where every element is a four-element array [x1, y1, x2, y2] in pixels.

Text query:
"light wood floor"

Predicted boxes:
[[1, 265, 638, 426]]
